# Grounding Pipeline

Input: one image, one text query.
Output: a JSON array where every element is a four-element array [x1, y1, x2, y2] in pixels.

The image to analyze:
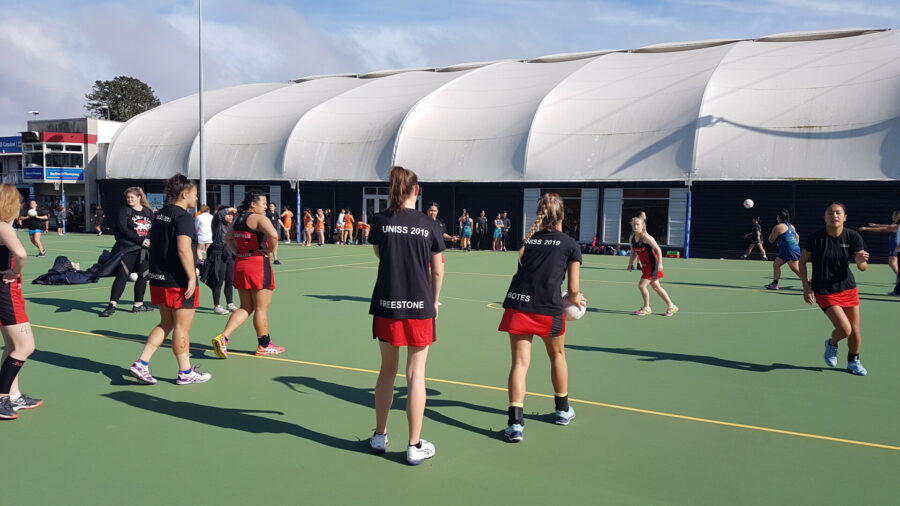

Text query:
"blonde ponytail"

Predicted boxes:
[[518, 193, 565, 263]]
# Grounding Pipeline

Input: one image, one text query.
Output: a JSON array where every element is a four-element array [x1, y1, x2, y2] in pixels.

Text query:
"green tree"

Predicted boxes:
[[85, 76, 161, 122]]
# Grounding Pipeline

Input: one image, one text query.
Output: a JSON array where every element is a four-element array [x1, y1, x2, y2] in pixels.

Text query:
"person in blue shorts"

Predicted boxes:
[[765, 209, 801, 290], [18, 201, 48, 257]]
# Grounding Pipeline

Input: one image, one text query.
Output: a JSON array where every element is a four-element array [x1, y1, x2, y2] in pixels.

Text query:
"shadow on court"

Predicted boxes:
[[566, 344, 832, 373], [89, 329, 218, 360], [102, 390, 362, 453], [586, 307, 635, 316], [27, 297, 105, 315], [30, 349, 132, 385], [305, 294, 370, 304], [274, 376, 532, 444], [764, 290, 895, 304]]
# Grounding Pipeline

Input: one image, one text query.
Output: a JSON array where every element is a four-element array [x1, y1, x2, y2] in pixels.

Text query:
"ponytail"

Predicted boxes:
[[387, 166, 418, 214], [238, 191, 266, 214], [518, 193, 565, 263]]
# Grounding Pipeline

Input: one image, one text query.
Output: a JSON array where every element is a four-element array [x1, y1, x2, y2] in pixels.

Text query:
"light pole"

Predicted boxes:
[[198, 0, 207, 206]]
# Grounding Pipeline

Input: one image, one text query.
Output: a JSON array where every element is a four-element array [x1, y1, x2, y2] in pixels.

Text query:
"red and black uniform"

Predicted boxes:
[[0, 245, 27, 325], [499, 230, 582, 338], [148, 204, 200, 309], [804, 228, 864, 310], [233, 213, 275, 291], [368, 209, 445, 347], [632, 234, 663, 280]]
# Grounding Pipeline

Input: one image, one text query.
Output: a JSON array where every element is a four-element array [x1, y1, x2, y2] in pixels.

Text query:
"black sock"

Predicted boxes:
[[554, 395, 569, 412], [0, 356, 24, 393], [507, 406, 524, 426], [848, 353, 859, 363], [257, 335, 271, 348], [771, 279, 778, 285]]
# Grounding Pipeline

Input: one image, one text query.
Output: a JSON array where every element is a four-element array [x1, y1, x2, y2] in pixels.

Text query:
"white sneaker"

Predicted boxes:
[[406, 439, 436, 465], [226, 303, 238, 312], [369, 432, 388, 454], [213, 305, 229, 315], [176, 366, 212, 385]]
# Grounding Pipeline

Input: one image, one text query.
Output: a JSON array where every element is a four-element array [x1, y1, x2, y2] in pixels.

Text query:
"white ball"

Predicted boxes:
[[129, 272, 139, 282], [561, 291, 586, 321], [743, 199, 754, 209], [27, 209, 37, 217]]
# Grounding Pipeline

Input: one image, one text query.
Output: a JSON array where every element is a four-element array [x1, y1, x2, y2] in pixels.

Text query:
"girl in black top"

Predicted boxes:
[[100, 187, 154, 317], [128, 174, 210, 386], [741, 217, 767, 260], [368, 167, 444, 465], [19, 200, 48, 257], [498, 193, 585, 442], [204, 206, 237, 315], [266, 202, 282, 264], [799, 203, 869, 376]]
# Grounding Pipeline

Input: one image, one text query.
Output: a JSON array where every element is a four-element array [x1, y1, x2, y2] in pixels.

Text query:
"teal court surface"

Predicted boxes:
[[5, 233, 900, 505]]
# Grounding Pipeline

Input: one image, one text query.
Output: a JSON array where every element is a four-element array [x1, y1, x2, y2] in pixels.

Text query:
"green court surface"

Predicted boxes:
[[5, 234, 899, 505]]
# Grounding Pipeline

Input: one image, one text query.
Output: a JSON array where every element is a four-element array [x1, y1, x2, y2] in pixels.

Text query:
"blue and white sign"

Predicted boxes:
[[22, 167, 85, 182], [45, 167, 84, 182], [0, 136, 21, 154], [23, 167, 44, 181], [147, 193, 165, 210]]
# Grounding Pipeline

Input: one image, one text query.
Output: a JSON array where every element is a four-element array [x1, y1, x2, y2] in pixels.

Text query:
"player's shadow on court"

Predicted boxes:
[[305, 294, 371, 304], [566, 345, 831, 373], [26, 297, 106, 315], [102, 390, 360, 453], [89, 329, 216, 360], [274, 376, 521, 447], [586, 307, 635, 316], [29, 349, 132, 385]]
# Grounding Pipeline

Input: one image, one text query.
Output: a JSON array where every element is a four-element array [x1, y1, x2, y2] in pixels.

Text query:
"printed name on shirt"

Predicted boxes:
[[506, 291, 531, 302], [379, 299, 425, 309], [148, 272, 165, 281], [525, 238, 562, 246], [155, 214, 172, 223], [381, 225, 430, 237]]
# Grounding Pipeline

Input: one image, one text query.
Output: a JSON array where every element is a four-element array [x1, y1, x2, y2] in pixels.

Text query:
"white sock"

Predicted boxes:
[[9, 393, 22, 401]]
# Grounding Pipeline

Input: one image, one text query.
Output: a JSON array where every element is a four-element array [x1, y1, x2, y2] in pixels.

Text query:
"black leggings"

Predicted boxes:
[[109, 250, 148, 304], [211, 255, 235, 307]]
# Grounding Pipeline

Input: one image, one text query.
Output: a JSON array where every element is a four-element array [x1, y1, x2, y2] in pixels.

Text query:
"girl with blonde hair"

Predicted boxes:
[[498, 193, 585, 442]]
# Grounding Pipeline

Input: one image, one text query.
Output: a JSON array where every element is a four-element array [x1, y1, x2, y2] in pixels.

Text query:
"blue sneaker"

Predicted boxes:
[[847, 360, 867, 376], [823, 339, 838, 367], [554, 406, 576, 425], [503, 424, 524, 442]]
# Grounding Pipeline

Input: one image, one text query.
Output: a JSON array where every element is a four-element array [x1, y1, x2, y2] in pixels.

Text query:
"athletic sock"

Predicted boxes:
[[771, 279, 778, 285], [554, 393, 569, 412], [0, 356, 25, 393], [181, 368, 193, 375], [848, 353, 860, 363], [138, 359, 149, 366], [409, 441, 422, 448], [508, 404, 524, 426], [9, 393, 21, 401], [258, 335, 271, 348]]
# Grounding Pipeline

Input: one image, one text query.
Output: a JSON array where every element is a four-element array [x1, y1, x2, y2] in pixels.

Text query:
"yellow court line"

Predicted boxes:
[[31, 323, 900, 453]]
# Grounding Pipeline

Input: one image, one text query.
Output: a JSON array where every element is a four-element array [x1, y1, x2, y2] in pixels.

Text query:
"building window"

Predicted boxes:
[[206, 184, 222, 210], [619, 188, 670, 243], [25, 153, 43, 167], [45, 152, 84, 168], [46, 144, 64, 152], [65, 145, 82, 152]]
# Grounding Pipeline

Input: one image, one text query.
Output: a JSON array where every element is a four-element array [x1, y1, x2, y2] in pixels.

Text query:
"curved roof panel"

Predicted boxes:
[[283, 71, 467, 181], [394, 60, 592, 181], [694, 31, 900, 180], [526, 44, 735, 181], [188, 78, 365, 181], [105, 83, 287, 179]]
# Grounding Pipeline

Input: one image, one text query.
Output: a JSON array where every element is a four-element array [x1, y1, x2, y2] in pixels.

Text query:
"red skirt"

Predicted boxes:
[[150, 286, 200, 309], [498, 308, 565, 338], [815, 287, 859, 309], [641, 265, 664, 280], [373, 317, 435, 347], [0, 280, 28, 325], [234, 255, 275, 291]]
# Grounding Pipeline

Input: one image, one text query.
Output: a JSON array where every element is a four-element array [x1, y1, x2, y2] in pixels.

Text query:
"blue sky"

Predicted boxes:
[[1, 0, 898, 133]]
